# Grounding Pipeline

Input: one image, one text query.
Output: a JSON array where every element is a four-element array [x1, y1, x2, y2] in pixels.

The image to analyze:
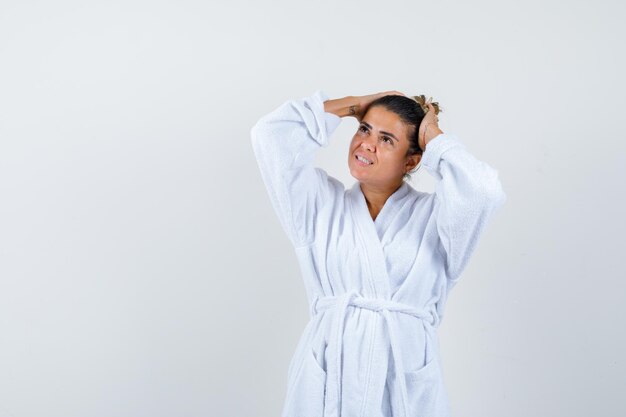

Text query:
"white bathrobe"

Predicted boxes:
[[250, 90, 506, 417]]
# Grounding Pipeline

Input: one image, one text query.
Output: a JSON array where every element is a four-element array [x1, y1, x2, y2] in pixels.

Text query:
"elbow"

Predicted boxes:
[[491, 182, 507, 210], [484, 169, 507, 209], [250, 118, 265, 146], [250, 125, 260, 151], [250, 124, 261, 155], [250, 113, 273, 140], [250, 123, 270, 162], [250, 117, 277, 153], [250, 118, 294, 170]]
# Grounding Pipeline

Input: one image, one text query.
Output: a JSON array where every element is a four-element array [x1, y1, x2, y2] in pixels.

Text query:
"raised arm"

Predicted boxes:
[[421, 132, 507, 285], [250, 90, 343, 247]]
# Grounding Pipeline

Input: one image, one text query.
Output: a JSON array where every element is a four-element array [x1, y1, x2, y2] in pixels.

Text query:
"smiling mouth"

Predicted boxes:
[[355, 154, 373, 165]]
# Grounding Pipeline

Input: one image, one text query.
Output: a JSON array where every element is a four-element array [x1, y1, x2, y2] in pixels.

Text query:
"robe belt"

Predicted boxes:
[[310, 290, 439, 417]]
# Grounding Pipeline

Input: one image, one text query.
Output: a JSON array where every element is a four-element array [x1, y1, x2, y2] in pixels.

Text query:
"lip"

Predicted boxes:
[[354, 152, 374, 166]]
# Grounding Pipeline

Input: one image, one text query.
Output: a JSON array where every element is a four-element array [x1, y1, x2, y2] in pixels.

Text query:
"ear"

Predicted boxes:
[[405, 154, 421, 173]]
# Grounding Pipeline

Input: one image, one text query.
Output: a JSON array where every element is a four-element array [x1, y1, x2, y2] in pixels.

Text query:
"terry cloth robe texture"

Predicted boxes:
[[250, 90, 506, 417]]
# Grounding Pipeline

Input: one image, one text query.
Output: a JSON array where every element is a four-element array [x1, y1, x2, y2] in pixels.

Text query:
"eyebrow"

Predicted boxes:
[[361, 122, 399, 142]]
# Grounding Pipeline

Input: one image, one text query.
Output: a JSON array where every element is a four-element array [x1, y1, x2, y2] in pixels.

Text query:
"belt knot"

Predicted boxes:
[[310, 290, 438, 327]]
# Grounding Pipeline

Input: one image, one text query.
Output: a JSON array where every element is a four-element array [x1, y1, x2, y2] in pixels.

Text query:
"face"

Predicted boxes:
[[348, 106, 421, 188]]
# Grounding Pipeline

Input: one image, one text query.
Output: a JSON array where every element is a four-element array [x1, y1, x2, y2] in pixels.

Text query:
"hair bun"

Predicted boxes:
[[411, 95, 442, 115]]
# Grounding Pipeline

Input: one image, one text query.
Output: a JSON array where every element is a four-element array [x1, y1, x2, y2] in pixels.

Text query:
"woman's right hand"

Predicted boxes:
[[351, 91, 406, 121], [324, 91, 406, 120]]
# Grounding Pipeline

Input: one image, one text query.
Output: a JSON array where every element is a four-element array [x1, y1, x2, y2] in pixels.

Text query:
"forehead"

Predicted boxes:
[[362, 106, 410, 141]]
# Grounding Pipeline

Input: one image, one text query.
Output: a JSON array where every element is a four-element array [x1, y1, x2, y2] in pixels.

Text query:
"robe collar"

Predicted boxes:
[[347, 180, 413, 299], [349, 180, 411, 237]]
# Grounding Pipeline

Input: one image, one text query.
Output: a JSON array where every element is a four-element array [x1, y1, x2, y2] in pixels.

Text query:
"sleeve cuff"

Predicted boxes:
[[312, 89, 342, 145], [421, 133, 465, 173]]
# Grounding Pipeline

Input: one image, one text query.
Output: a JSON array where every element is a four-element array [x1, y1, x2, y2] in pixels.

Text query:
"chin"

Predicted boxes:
[[348, 168, 367, 182]]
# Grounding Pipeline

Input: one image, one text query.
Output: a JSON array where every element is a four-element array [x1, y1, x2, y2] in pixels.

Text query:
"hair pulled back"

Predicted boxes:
[[366, 94, 442, 181]]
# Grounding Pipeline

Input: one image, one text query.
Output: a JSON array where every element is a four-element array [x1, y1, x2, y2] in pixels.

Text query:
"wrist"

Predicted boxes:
[[324, 96, 361, 118], [423, 126, 444, 149]]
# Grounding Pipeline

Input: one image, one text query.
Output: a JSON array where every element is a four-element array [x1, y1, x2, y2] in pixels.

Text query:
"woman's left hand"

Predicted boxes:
[[418, 101, 444, 151]]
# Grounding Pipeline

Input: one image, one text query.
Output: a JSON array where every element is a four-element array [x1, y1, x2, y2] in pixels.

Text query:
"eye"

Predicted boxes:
[[358, 125, 368, 133], [381, 136, 393, 144]]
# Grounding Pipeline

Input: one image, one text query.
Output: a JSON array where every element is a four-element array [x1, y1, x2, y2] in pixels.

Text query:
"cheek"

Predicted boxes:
[[381, 152, 404, 169]]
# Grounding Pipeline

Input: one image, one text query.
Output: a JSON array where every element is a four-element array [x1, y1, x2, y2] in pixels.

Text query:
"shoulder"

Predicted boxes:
[[403, 184, 436, 216], [404, 182, 431, 202]]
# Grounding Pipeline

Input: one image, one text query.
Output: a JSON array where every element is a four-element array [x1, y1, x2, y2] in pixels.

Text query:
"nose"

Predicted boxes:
[[361, 136, 375, 152]]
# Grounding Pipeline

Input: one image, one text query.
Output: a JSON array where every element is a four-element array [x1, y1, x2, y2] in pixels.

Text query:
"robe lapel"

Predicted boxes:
[[347, 181, 411, 300], [372, 181, 410, 245]]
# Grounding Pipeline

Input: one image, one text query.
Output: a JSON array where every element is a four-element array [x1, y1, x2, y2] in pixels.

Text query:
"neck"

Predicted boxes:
[[359, 180, 403, 220]]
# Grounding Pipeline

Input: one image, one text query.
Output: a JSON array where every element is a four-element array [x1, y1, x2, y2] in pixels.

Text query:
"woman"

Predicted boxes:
[[250, 90, 506, 417]]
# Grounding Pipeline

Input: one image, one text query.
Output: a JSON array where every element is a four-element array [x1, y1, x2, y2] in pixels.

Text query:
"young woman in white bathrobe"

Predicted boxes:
[[250, 89, 506, 417]]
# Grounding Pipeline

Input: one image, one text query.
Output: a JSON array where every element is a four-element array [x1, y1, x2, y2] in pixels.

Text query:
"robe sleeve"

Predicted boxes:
[[420, 133, 507, 284], [250, 89, 343, 248]]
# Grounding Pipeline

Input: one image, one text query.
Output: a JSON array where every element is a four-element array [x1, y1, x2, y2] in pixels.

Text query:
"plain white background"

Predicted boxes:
[[1, 1, 624, 416]]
